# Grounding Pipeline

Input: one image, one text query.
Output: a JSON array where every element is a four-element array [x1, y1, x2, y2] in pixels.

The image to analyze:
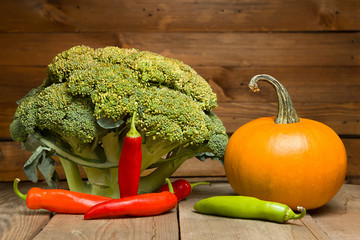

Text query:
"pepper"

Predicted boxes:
[[193, 196, 306, 223], [118, 112, 142, 198], [158, 179, 210, 201], [84, 178, 177, 220], [13, 178, 112, 214]]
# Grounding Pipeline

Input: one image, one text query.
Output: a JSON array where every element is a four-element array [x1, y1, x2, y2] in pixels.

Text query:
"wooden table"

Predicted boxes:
[[1, 179, 359, 240]]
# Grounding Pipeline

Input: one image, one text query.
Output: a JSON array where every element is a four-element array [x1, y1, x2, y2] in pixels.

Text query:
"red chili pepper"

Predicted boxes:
[[158, 179, 210, 201], [13, 178, 112, 214], [84, 178, 177, 220], [118, 112, 142, 198]]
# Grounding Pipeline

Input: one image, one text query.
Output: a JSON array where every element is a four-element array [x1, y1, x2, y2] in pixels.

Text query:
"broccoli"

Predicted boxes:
[[9, 46, 228, 198]]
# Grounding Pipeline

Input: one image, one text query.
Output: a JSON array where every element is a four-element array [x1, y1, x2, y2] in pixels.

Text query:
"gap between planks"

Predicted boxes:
[[2, 180, 360, 239]]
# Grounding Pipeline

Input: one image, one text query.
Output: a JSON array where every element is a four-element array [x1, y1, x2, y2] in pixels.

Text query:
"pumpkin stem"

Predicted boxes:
[[249, 74, 300, 124]]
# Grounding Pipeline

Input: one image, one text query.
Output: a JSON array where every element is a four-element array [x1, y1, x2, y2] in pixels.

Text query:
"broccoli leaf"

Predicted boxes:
[[23, 145, 59, 188], [97, 117, 124, 129], [22, 135, 41, 152], [195, 152, 217, 162], [38, 154, 59, 189], [16, 88, 37, 105]]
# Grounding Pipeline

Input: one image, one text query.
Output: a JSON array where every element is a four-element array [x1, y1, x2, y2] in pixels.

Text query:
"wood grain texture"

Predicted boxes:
[[173, 158, 225, 177], [0, 182, 51, 240], [33, 209, 178, 240], [0, 66, 46, 104], [215, 102, 360, 134], [1, 32, 358, 67], [299, 215, 331, 240], [1, 181, 360, 239], [309, 184, 360, 240], [179, 183, 327, 239], [118, 32, 360, 67], [343, 139, 360, 177], [1, 0, 359, 32], [198, 66, 360, 104]]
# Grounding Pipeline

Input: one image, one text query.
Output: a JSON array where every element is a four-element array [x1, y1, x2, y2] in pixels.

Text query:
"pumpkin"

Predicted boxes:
[[224, 74, 347, 210]]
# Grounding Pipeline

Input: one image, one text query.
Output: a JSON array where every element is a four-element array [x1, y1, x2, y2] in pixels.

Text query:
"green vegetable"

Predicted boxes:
[[9, 46, 228, 198], [193, 196, 306, 223]]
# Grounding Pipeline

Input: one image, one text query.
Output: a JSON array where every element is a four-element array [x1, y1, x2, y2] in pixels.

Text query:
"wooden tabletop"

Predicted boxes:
[[1, 179, 359, 240]]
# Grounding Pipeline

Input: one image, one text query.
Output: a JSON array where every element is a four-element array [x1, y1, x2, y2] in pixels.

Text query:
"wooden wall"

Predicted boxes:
[[0, 0, 359, 183]]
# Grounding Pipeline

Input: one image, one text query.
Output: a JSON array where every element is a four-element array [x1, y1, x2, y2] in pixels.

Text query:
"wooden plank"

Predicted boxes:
[[0, 141, 32, 181], [173, 158, 225, 177], [0, 32, 359, 67], [197, 66, 360, 104], [0, 182, 51, 240], [215, 102, 360, 135], [0, 66, 46, 104], [343, 138, 360, 178], [0, 137, 359, 182], [33, 209, 178, 239], [346, 176, 360, 185], [0, 33, 119, 66], [179, 183, 327, 239], [0, 103, 17, 139], [0, 181, 359, 239], [1, 66, 359, 105], [309, 184, 360, 239], [1, 0, 359, 32], [118, 32, 360, 67], [299, 215, 331, 240]]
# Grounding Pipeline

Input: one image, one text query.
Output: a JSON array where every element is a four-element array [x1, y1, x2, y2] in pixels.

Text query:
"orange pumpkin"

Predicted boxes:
[[224, 74, 347, 210]]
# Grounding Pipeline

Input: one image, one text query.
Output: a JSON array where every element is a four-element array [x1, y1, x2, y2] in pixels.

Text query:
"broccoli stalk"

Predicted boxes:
[[138, 146, 208, 193], [9, 46, 228, 197], [58, 158, 85, 192], [101, 131, 122, 196]]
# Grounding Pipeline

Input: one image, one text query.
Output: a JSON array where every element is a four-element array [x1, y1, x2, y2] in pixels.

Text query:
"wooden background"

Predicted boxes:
[[0, 0, 359, 183]]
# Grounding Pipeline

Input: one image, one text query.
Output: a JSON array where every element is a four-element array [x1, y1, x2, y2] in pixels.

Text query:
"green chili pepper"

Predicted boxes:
[[193, 196, 306, 223]]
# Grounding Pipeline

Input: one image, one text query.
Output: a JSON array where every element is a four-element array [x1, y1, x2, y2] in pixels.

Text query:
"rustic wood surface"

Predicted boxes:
[[0, 179, 359, 240], [0, 0, 359, 213], [1, 32, 359, 67], [0, 2, 359, 238], [1, 0, 359, 32]]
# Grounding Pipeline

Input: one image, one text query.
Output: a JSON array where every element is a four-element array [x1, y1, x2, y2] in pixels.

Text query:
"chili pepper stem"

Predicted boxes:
[[127, 111, 141, 138], [165, 178, 174, 194], [190, 182, 211, 189], [285, 206, 306, 221], [13, 178, 27, 201]]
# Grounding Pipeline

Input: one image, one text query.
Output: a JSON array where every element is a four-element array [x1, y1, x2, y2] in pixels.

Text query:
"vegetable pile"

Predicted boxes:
[[10, 47, 311, 224], [10, 46, 228, 198]]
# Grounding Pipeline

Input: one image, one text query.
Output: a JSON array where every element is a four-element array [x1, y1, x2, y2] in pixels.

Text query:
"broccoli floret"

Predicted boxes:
[[10, 45, 228, 197], [9, 118, 28, 142]]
